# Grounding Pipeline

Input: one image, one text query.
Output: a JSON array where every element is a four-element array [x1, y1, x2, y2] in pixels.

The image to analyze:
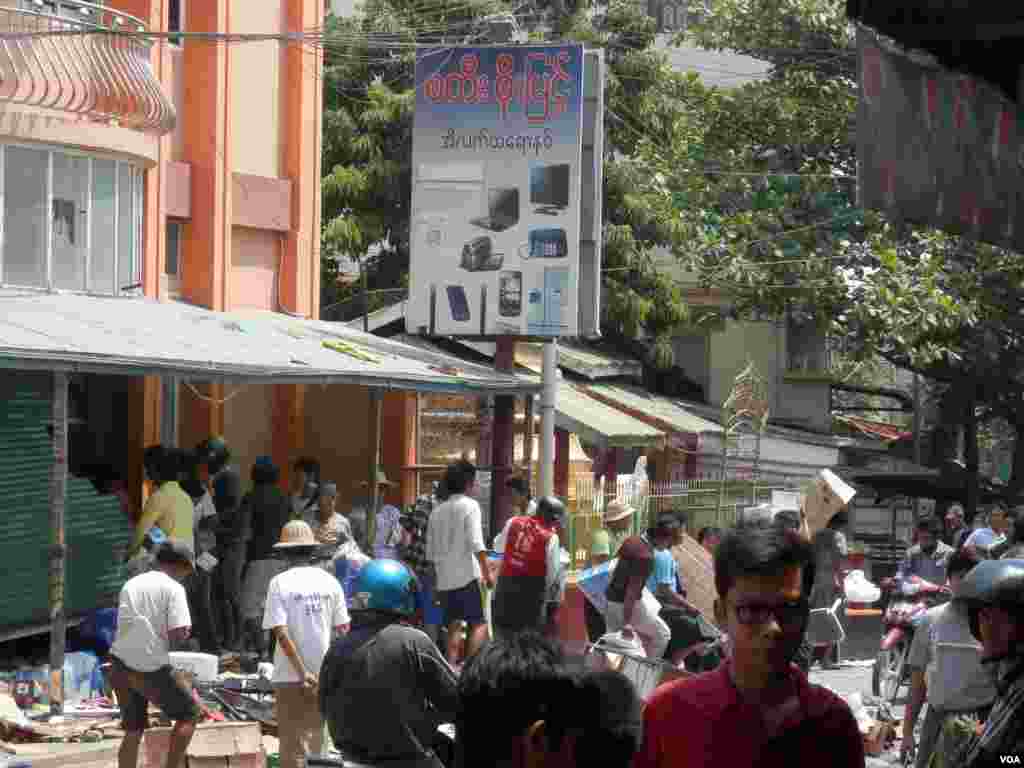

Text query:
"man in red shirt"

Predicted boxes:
[[492, 496, 566, 638], [636, 522, 864, 768]]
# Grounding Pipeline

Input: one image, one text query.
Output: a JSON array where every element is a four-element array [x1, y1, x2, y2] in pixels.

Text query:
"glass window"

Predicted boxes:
[[118, 163, 136, 292], [3, 146, 48, 288], [51, 153, 89, 291], [166, 220, 181, 276], [90, 159, 117, 293]]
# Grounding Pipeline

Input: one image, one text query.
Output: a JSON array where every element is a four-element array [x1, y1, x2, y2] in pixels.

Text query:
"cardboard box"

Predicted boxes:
[[862, 722, 894, 756], [143, 721, 263, 768], [670, 534, 718, 625]]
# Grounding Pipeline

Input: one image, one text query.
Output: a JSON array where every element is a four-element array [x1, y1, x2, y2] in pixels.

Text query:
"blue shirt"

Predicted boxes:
[[647, 548, 679, 595], [963, 527, 1002, 551]]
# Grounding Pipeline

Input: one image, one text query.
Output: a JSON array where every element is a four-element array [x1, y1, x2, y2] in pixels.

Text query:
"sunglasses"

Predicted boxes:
[[731, 599, 809, 627]]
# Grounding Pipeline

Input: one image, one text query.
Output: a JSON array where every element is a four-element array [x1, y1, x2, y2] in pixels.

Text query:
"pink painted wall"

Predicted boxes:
[[233, 173, 292, 231], [231, 227, 280, 310], [165, 161, 191, 218]]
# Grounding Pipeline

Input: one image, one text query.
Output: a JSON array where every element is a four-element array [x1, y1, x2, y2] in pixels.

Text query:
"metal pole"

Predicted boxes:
[[367, 390, 383, 552], [913, 373, 922, 517], [539, 341, 557, 496], [49, 372, 69, 717], [362, 258, 369, 334], [523, 394, 535, 493]]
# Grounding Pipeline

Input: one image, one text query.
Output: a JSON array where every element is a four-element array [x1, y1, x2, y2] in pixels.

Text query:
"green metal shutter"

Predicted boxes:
[[66, 476, 127, 614], [0, 373, 54, 628], [0, 372, 128, 632]]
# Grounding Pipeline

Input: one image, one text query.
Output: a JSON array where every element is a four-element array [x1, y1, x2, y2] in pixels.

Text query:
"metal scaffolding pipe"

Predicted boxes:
[[539, 341, 557, 496], [49, 371, 68, 716]]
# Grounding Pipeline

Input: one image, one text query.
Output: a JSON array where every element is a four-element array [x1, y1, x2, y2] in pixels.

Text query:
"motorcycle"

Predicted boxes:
[[871, 574, 950, 703]]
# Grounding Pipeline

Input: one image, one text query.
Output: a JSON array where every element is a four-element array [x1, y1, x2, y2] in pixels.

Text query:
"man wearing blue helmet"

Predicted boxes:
[[318, 558, 459, 768]]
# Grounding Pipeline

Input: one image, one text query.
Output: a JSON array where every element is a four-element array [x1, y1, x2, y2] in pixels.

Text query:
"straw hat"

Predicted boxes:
[[274, 520, 317, 549], [603, 500, 634, 524], [360, 468, 396, 488]]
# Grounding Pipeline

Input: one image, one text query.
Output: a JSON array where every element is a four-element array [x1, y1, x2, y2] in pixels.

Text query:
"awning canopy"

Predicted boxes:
[[847, 1, 1024, 103], [842, 469, 1011, 505], [584, 384, 723, 436], [395, 333, 661, 449], [855, 27, 1024, 255], [555, 382, 664, 449], [0, 291, 539, 395]]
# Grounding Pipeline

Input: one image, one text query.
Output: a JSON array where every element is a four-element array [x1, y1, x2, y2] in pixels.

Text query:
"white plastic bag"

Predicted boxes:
[[843, 570, 881, 604]]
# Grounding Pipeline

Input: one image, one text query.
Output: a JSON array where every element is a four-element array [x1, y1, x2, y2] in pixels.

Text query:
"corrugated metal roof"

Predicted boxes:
[[0, 291, 539, 395], [555, 382, 663, 449], [586, 384, 723, 435], [451, 338, 642, 380], [393, 334, 659, 448]]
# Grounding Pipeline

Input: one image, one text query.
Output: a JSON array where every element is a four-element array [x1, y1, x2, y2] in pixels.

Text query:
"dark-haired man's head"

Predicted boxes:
[[508, 476, 530, 504], [457, 632, 639, 768], [945, 503, 966, 533], [252, 456, 280, 486], [650, 514, 682, 549], [143, 444, 165, 484], [155, 539, 195, 582], [145, 445, 183, 486], [291, 456, 319, 495], [946, 549, 975, 591], [443, 459, 477, 499], [989, 503, 1011, 535], [572, 670, 641, 768], [714, 524, 813, 684], [917, 517, 942, 554]]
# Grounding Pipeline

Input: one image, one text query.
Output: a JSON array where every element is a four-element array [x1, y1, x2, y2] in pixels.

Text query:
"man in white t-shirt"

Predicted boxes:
[[426, 460, 494, 666], [108, 540, 200, 768], [263, 520, 350, 768]]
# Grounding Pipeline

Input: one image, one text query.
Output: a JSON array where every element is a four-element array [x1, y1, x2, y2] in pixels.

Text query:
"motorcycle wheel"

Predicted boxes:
[[874, 642, 905, 703]]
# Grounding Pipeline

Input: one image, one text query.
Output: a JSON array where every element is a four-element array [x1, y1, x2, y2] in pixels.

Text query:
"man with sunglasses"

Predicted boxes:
[[952, 559, 1024, 768], [636, 522, 864, 768]]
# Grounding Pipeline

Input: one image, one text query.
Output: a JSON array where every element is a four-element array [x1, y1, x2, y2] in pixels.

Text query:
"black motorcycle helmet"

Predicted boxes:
[[955, 559, 1024, 643], [536, 495, 567, 528]]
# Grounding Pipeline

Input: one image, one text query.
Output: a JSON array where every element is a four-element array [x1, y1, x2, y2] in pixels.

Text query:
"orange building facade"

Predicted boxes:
[[0, 0, 331, 500]]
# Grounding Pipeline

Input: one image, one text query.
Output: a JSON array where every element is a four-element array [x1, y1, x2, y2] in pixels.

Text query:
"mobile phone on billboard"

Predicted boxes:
[[447, 285, 471, 322]]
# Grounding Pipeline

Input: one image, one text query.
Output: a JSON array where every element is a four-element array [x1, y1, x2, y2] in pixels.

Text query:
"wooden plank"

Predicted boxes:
[[670, 534, 718, 626]]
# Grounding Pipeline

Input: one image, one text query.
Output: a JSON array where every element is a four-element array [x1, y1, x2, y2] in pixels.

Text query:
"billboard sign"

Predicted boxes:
[[406, 44, 585, 338]]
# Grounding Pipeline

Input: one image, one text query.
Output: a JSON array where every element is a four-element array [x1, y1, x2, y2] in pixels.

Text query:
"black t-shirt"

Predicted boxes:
[[320, 620, 458, 760], [606, 536, 654, 604]]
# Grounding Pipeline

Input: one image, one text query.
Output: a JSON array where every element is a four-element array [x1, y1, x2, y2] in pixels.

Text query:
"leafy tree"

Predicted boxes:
[[647, 0, 1024, 512]]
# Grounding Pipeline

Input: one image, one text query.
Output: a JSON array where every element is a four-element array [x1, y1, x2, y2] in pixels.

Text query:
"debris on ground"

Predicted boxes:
[[843, 692, 899, 757]]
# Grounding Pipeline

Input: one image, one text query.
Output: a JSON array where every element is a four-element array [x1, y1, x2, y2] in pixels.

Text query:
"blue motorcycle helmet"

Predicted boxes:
[[351, 558, 419, 617]]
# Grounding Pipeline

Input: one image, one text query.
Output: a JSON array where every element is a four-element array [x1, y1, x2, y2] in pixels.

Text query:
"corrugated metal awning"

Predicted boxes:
[[0, 291, 539, 395], [555, 382, 663, 449], [585, 384, 723, 436]]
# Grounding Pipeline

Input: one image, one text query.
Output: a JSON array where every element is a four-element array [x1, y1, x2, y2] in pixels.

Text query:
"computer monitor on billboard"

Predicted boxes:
[[530, 163, 570, 214]]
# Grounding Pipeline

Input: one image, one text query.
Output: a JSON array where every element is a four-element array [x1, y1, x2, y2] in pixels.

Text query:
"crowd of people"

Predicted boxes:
[[122, 437, 405, 658], [103, 450, 1024, 768], [893, 502, 1024, 768]]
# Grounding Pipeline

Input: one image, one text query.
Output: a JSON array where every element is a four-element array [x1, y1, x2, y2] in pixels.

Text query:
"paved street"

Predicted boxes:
[[809, 611, 906, 766]]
